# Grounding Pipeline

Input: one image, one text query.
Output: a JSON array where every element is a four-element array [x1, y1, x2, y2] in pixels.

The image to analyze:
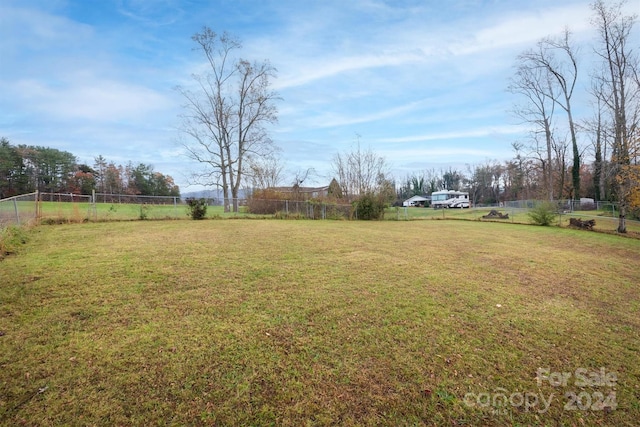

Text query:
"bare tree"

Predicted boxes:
[[331, 137, 389, 201], [551, 134, 570, 199], [591, 0, 640, 232], [439, 167, 464, 191], [584, 79, 613, 201], [246, 153, 284, 191], [177, 27, 279, 212], [291, 167, 315, 187], [502, 142, 529, 200], [509, 61, 557, 200], [465, 161, 502, 206], [520, 29, 582, 200]]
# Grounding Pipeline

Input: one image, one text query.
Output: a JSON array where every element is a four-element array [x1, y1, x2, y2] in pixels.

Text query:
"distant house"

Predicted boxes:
[[266, 178, 343, 200], [402, 195, 429, 207]]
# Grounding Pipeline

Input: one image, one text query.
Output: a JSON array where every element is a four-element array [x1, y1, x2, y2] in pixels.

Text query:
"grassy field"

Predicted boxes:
[[35, 201, 251, 222], [1, 220, 639, 426]]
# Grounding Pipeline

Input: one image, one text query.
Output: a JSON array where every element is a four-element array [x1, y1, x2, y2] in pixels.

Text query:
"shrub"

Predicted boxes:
[[186, 198, 208, 220], [139, 204, 149, 220], [528, 202, 558, 226], [353, 193, 386, 220], [246, 189, 286, 215]]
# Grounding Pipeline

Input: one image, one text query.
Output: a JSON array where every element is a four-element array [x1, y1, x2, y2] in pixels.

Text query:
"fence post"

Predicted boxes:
[[558, 209, 562, 227], [13, 198, 20, 226], [173, 197, 177, 218], [35, 190, 40, 223]]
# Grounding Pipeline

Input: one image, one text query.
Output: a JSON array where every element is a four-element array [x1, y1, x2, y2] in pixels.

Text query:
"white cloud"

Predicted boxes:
[[296, 100, 427, 129], [274, 50, 426, 90], [451, 3, 593, 56], [9, 77, 173, 122]]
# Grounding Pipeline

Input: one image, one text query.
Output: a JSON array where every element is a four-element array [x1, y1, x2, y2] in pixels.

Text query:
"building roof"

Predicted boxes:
[[404, 195, 429, 202], [269, 185, 329, 194]]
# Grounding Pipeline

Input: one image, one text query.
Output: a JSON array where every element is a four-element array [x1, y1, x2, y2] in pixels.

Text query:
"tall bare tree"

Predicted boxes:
[[518, 28, 581, 200], [584, 80, 613, 201], [246, 153, 284, 191], [509, 59, 557, 200], [591, 0, 640, 233], [177, 27, 279, 212]]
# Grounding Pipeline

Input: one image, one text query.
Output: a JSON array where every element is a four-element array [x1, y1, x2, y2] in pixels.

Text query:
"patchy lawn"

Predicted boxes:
[[1, 220, 639, 426]]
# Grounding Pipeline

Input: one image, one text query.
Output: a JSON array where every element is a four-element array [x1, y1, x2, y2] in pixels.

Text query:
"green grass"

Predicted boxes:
[[1, 220, 639, 425], [34, 201, 256, 222]]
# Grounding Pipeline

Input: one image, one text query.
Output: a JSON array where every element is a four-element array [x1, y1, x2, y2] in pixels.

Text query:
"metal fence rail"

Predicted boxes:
[[0, 192, 38, 227], [0, 193, 355, 223], [245, 198, 353, 219], [503, 199, 618, 214]]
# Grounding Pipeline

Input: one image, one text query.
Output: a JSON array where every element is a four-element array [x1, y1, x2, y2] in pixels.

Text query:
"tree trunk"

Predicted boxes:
[[594, 136, 602, 201], [567, 103, 580, 200], [618, 203, 627, 233], [544, 118, 554, 201]]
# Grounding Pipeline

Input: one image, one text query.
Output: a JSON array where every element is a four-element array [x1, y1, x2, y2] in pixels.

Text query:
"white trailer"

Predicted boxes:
[[431, 190, 470, 208]]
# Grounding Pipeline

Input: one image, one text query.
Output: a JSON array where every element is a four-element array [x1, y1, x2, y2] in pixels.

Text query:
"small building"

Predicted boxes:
[[268, 185, 329, 199], [402, 195, 429, 207]]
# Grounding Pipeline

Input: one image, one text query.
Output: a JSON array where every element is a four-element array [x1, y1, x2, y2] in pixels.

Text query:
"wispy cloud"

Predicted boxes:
[[267, 1, 593, 91], [115, 0, 185, 26], [376, 125, 526, 144], [0, 5, 94, 53], [450, 3, 593, 56], [296, 100, 427, 129], [8, 77, 172, 122], [380, 147, 495, 158], [274, 50, 426, 90]]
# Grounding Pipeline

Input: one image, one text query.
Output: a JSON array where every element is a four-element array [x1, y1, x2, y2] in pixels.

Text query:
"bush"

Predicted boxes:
[[246, 189, 287, 215], [139, 204, 149, 220], [186, 198, 208, 220], [353, 193, 387, 220], [528, 202, 558, 226]]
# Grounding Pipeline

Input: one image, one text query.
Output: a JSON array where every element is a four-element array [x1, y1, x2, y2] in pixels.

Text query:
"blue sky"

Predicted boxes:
[[1, 0, 636, 191]]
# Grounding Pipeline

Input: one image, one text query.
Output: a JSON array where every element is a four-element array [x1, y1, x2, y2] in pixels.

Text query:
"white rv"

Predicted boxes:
[[431, 190, 470, 209]]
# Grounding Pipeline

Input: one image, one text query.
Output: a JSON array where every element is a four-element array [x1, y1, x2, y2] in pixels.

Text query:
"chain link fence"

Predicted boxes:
[[0, 193, 354, 224], [1, 192, 638, 234], [246, 198, 353, 219], [0, 192, 39, 227], [394, 200, 639, 233]]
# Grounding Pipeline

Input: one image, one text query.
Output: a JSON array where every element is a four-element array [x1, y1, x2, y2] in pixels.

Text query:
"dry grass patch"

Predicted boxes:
[[0, 220, 639, 426]]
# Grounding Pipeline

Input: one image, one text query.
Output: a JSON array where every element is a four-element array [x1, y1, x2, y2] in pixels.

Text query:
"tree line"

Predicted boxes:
[[0, 138, 179, 199]]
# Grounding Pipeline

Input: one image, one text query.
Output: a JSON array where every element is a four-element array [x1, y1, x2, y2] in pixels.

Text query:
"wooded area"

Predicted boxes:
[[0, 138, 180, 199]]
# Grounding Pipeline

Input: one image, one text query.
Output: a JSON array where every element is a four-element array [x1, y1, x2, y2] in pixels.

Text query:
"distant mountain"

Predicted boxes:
[[182, 189, 249, 204]]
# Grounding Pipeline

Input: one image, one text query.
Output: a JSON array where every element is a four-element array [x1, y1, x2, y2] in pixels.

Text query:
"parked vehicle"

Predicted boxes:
[[431, 190, 470, 208]]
